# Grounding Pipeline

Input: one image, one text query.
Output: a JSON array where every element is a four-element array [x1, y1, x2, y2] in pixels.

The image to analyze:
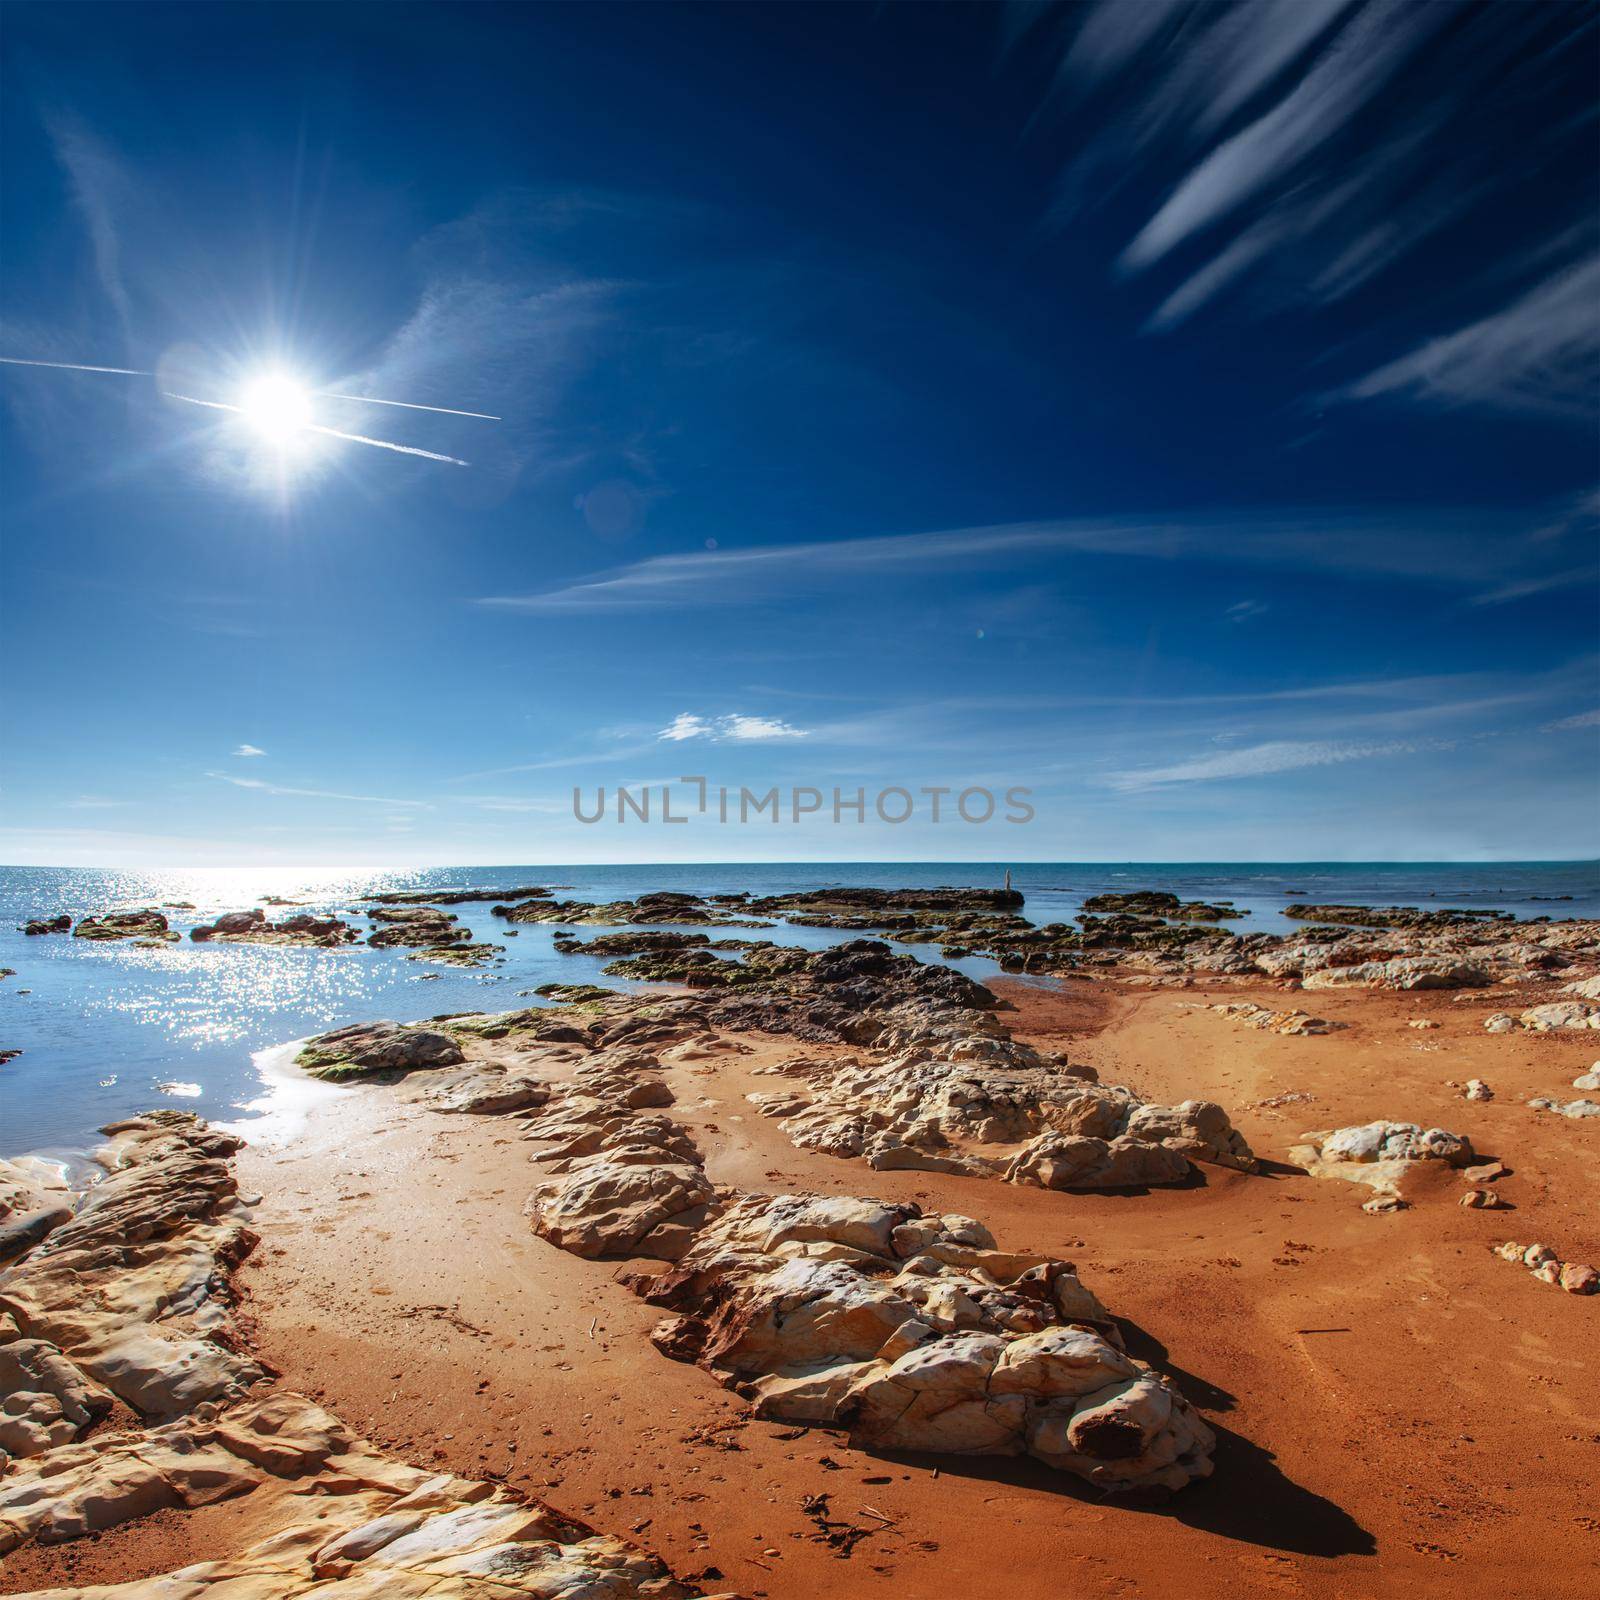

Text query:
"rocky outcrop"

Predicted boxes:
[[366, 905, 478, 949], [406, 941, 504, 968], [366, 885, 555, 905], [1082, 891, 1243, 920], [191, 909, 357, 947], [0, 1113, 696, 1596], [72, 910, 176, 943], [0, 1114, 263, 1439], [1284, 904, 1514, 931], [1204, 1002, 1341, 1035], [1292, 1120, 1474, 1206], [517, 1033, 1216, 1493], [20, 915, 71, 936], [294, 1021, 466, 1081], [1301, 956, 1489, 991]]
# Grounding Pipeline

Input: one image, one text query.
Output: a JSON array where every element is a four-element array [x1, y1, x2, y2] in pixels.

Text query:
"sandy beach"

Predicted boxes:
[[8, 953, 1594, 1598]]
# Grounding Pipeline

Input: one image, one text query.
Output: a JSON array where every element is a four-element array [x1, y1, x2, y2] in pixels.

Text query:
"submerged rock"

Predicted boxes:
[[191, 908, 357, 947], [72, 909, 177, 943]]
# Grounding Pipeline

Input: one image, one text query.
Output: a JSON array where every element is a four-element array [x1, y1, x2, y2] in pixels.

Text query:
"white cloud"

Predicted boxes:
[[1102, 738, 1419, 791], [657, 713, 712, 742], [232, 743, 266, 757], [1543, 708, 1600, 732], [656, 712, 810, 742], [1225, 599, 1271, 623], [720, 714, 809, 741], [1120, 0, 1427, 274], [478, 505, 1582, 613], [1340, 255, 1600, 422]]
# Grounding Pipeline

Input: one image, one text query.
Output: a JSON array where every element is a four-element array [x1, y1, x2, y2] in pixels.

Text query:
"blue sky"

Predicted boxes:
[[2, 0, 1596, 866]]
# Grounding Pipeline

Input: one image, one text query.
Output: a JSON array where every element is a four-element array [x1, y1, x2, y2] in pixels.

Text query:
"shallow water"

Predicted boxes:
[[2, 860, 1595, 1155]]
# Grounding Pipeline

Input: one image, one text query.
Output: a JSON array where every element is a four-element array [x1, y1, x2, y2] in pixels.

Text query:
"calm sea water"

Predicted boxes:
[[2, 861, 1595, 1157]]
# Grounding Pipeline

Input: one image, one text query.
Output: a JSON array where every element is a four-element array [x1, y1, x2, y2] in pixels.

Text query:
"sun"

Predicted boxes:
[[237, 373, 313, 444]]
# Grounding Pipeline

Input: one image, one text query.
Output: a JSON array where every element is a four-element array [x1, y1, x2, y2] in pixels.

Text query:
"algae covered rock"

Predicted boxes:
[[295, 1020, 465, 1080]]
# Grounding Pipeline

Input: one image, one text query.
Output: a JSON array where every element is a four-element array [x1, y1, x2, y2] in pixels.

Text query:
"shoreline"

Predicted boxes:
[[3, 892, 1597, 1595]]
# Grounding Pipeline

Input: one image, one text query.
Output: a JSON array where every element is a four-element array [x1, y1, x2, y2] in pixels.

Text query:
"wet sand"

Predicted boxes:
[[22, 975, 1595, 1597]]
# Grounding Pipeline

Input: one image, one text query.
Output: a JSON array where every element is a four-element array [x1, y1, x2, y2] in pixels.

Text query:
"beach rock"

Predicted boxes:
[[0, 1118, 695, 1596], [0, 1204, 72, 1266], [1208, 1002, 1338, 1035], [1560, 975, 1600, 999], [1520, 1001, 1600, 1031], [1081, 890, 1243, 921], [1573, 1065, 1600, 1091], [368, 915, 476, 949], [72, 910, 176, 943], [295, 1021, 465, 1080], [367, 884, 554, 904], [1560, 1263, 1599, 1294], [1526, 1095, 1600, 1119], [1294, 1120, 1473, 1203], [191, 908, 357, 946], [0, 1114, 264, 1426], [1464, 1079, 1493, 1102], [1484, 1013, 1517, 1033], [406, 941, 504, 967], [425, 1065, 551, 1114], [622, 1188, 1212, 1492], [20, 914, 70, 935], [1302, 957, 1489, 991]]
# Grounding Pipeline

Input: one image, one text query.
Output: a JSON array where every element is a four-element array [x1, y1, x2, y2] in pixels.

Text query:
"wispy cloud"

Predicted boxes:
[[657, 712, 810, 742], [1225, 599, 1270, 623], [206, 772, 431, 808], [1543, 708, 1600, 732], [1102, 737, 1422, 791], [1338, 255, 1600, 422], [46, 114, 135, 333], [232, 743, 265, 758], [1469, 566, 1597, 608], [1025, 0, 1594, 397], [478, 506, 1585, 612], [66, 795, 129, 810]]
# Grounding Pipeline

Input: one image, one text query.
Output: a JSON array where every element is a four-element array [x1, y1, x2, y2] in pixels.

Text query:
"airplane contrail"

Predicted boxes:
[[2, 354, 498, 444], [308, 424, 470, 466], [163, 391, 471, 466], [316, 390, 500, 421], [0, 355, 151, 376]]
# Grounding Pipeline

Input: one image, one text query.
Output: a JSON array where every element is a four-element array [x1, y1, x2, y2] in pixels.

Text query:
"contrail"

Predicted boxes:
[[3, 354, 498, 428], [163, 390, 470, 466], [308, 424, 469, 466], [317, 390, 500, 421], [0, 355, 150, 376]]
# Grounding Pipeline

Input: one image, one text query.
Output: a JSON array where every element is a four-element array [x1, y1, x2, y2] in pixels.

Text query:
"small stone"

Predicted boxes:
[[1459, 1189, 1506, 1209], [1482, 1013, 1516, 1033], [1531, 1260, 1563, 1286], [1463, 1079, 1493, 1102], [1522, 1243, 1557, 1269], [1362, 1194, 1406, 1214], [1558, 1263, 1598, 1295], [1461, 1161, 1506, 1184]]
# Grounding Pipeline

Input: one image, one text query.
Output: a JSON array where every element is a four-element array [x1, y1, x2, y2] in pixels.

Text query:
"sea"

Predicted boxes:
[[2, 861, 1596, 1159]]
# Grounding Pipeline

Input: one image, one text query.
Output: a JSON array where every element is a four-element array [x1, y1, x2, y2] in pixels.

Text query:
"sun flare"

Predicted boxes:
[[238, 373, 312, 444]]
